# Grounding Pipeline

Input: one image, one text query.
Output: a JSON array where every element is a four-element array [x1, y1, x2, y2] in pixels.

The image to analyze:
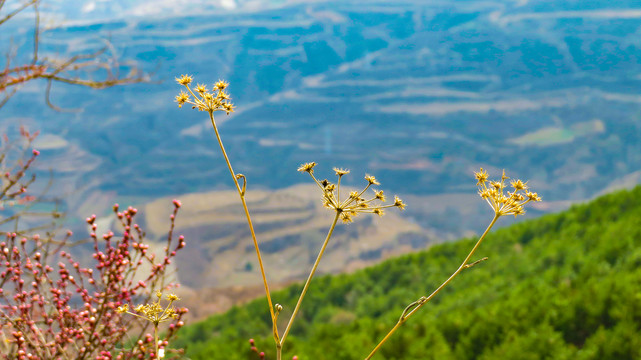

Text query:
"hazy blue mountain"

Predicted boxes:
[[27, 0, 284, 21], [4, 0, 641, 236]]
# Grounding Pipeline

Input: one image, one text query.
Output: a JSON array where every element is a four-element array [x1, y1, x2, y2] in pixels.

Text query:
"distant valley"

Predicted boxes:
[[3, 0, 641, 314]]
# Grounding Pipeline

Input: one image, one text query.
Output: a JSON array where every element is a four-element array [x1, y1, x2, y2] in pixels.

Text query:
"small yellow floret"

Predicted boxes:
[[393, 196, 406, 210], [475, 168, 489, 185], [510, 179, 527, 191], [365, 175, 380, 185], [333, 168, 350, 176], [215, 80, 229, 90], [526, 191, 541, 202], [175, 91, 190, 107], [297, 162, 317, 173], [176, 74, 193, 85], [195, 84, 208, 94]]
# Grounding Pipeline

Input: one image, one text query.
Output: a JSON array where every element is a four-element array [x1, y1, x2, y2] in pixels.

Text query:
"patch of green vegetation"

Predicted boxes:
[[173, 186, 641, 359], [510, 119, 604, 146], [510, 126, 575, 146], [571, 119, 605, 135]]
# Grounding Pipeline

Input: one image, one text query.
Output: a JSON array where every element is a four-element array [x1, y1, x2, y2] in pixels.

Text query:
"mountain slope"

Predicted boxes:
[[172, 186, 641, 359]]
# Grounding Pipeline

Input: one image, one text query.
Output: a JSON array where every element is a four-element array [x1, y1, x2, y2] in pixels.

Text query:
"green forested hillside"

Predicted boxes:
[[173, 187, 641, 359]]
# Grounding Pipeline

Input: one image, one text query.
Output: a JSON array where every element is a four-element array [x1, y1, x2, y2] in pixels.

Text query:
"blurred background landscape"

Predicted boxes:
[[3, 0, 641, 319]]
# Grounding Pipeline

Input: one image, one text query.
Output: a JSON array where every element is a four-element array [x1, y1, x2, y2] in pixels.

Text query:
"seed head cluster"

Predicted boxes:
[[298, 162, 405, 223], [175, 74, 234, 114], [475, 168, 541, 217], [117, 291, 181, 326]]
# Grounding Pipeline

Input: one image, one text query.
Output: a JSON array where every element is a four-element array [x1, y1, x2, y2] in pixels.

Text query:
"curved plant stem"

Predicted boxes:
[[278, 211, 341, 357], [208, 111, 278, 338], [365, 213, 500, 359]]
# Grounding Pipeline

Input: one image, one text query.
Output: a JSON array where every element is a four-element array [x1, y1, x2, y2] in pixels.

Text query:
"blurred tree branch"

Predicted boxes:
[[0, 126, 63, 236], [0, 0, 146, 234], [0, 0, 146, 110]]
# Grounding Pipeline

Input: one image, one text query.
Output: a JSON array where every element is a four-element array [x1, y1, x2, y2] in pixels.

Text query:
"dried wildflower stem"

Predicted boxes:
[[154, 324, 160, 358], [365, 213, 500, 360], [278, 211, 341, 358], [177, 77, 407, 359], [176, 76, 277, 342], [365, 168, 539, 358], [207, 110, 278, 331]]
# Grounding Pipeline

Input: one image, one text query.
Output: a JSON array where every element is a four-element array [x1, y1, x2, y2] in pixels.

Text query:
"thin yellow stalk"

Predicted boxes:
[[280, 211, 341, 346], [153, 323, 159, 359], [208, 111, 277, 334], [365, 213, 500, 359]]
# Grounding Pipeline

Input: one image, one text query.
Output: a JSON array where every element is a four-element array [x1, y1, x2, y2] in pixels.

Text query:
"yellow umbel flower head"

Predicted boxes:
[[298, 163, 406, 223], [175, 75, 235, 115], [475, 168, 541, 217]]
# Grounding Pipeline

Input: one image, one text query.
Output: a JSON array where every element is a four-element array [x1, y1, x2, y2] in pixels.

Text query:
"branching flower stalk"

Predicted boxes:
[[365, 168, 541, 359], [117, 291, 182, 359], [175, 75, 279, 346], [274, 164, 405, 358], [176, 76, 406, 359], [1, 0, 147, 110]]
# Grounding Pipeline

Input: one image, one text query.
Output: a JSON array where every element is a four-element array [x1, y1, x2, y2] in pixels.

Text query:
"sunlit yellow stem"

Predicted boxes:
[[208, 111, 278, 338], [280, 211, 341, 347], [365, 213, 500, 359]]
